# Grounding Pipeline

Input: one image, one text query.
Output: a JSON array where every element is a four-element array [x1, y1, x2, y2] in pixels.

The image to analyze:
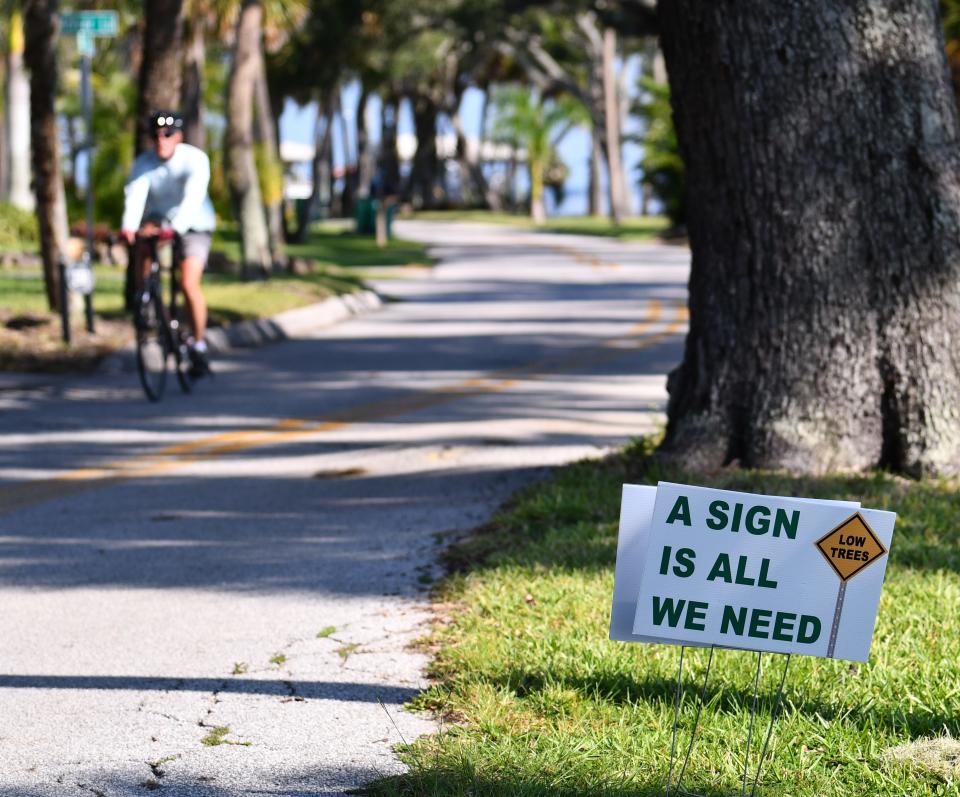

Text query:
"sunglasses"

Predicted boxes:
[[154, 128, 180, 139]]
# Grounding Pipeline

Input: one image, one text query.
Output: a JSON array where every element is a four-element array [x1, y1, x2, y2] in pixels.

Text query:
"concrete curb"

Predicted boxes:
[[99, 289, 382, 375], [204, 289, 382, 352]]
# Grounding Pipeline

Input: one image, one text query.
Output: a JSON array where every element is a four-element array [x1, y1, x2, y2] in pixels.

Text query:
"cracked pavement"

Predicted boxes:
[[0, 221, 689, 795]]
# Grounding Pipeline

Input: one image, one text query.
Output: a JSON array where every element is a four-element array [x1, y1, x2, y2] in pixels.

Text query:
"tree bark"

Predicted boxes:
[[226, 0, 271, 278], [253, 57, 285, 267], [23, 0, 67, 310], [658, 0, 960, 477], [180, 14, 206, 149], [136, 0, 184, 155], [6, 6, 33, 209]]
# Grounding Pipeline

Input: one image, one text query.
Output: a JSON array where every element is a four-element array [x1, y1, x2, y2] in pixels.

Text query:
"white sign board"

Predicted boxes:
[[610, 482, 895, 662]]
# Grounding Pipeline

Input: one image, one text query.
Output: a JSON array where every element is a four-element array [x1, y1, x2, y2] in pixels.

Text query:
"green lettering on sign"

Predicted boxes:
[[665, 495, 691, 527]]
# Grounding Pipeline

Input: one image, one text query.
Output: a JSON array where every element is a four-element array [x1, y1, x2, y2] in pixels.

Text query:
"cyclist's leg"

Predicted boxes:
[[181, 256, 207, 342], [179, 232, 211, 343]]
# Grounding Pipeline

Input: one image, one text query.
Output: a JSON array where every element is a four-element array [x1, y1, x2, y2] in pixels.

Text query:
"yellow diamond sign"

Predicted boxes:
[[816, 513, 888, 581]]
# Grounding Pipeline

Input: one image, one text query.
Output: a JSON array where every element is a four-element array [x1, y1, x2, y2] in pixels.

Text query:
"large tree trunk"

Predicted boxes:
[[23, 0, 67, 310], [226, 0, 270, 277], [6, 6, 33, 210], [180, 15, 206, 149], [136, 0, 184, 155], [658, 0, 960, 477], [253, 59, 285, 267]]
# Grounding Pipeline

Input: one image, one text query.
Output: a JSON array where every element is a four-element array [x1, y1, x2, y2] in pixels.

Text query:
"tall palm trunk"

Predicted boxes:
[[602, 26, 627, 224], [529, 155, 546, 224], [180, 15, 205, 149], [254, 61, 285, 266], [294, 91, 332, 243], [0, 52, 7, 204], [23, 0, 68, 310], [226, 0, 270, 277], [355, 87, 374, 199], [588, 123, 603, 216], [137, 0, 184, 155], [6, 6, 33, 210]]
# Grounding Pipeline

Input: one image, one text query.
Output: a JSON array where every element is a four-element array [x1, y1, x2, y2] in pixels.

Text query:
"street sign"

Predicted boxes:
[[61, 11, 119, 36], [66, 259, 95, 296], [816, 513, 887, 581]]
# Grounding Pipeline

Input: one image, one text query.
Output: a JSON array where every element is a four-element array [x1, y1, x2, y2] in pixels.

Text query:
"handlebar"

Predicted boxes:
[[135, 228, 177, 242]]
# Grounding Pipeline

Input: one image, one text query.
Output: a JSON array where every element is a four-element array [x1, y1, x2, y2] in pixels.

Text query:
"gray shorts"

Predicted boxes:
[[181, 231, 212, 265]]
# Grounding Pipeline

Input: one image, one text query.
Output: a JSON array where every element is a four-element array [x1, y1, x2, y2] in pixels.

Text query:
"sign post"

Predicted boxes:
[[610, 482, 896, 796], [60, 11, 119, 337]]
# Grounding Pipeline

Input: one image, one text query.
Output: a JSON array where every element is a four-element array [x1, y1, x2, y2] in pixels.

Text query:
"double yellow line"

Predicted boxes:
[[0, 298, 687, 516]]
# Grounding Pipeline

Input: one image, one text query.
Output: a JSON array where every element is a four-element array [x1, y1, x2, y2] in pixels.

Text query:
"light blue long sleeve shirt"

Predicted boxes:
[[122, 143, 216, 234]]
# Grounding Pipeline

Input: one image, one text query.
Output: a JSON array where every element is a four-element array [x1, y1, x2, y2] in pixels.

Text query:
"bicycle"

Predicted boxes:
[[128, 229, 206, 401]]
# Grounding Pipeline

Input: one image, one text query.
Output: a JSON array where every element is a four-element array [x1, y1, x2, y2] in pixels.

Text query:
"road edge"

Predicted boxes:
[[96, 288, 383, 375]]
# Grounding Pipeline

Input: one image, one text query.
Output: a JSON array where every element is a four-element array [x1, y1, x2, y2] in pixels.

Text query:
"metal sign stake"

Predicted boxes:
[[664, 648, 792, 797]]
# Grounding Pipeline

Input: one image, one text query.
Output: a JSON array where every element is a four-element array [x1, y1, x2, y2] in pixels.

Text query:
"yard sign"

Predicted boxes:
[[611, 482, 895, 662]]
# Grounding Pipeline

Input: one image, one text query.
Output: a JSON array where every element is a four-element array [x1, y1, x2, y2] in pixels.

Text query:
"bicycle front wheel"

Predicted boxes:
[[135, 293, 169, 402]]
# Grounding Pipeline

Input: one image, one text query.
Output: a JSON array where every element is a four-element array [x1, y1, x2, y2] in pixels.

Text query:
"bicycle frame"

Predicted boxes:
[[131, 231, 195, 400]]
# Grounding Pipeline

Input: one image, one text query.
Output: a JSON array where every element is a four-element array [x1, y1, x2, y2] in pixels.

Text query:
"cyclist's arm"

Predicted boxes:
[[168, 149, 211, 236], [121, 167, 151, 242]]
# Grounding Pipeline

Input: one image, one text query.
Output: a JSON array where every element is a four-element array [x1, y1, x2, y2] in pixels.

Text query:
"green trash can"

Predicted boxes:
[[355, 198, 375, 234], [355, 198, 395, 238]]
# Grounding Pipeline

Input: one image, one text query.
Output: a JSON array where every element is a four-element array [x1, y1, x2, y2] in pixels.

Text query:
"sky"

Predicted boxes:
[[278, 56, 648, 217]]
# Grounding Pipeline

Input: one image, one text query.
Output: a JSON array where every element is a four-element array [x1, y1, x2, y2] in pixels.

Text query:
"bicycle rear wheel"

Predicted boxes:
[[136, 293, 169, 401]]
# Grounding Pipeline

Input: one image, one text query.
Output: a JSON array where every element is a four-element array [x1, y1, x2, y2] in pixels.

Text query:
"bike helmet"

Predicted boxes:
[[151, 110, 184, 135]]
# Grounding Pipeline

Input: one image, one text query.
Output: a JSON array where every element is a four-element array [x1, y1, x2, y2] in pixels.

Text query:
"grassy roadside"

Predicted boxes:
[[0, 228, 430, 372], [409, 211, 672, 241], [367, 439, 960, 797]]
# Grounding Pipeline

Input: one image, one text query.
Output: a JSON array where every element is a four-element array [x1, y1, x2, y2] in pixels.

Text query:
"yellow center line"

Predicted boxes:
[[0, 298, 688, 515]]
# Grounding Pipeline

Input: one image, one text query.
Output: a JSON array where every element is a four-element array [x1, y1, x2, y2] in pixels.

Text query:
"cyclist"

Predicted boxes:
[[120, 110, 216, 375]]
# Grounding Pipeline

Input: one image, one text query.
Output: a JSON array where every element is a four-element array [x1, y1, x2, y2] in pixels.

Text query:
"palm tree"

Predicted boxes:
[[5, 2, 33, 210], [23, 0, 68, 310], [493, 85, 583, 224], [226, 0, 271, 276]]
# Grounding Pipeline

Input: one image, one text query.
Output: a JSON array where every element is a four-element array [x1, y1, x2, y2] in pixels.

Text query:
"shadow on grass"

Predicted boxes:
[[446, 444, 960, 577]]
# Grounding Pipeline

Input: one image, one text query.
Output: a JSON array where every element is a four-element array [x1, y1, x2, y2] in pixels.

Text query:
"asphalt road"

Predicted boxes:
[[0, 221, 689, 796]]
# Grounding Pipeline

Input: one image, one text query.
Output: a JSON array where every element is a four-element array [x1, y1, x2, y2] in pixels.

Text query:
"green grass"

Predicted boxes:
[[366, 439, 960, 797], [317, 625, 337, 639], [0, 227, 429, 322], [0, 265, 362, 325], [409, 210, 672, 241], [213, 225, 432, 270]]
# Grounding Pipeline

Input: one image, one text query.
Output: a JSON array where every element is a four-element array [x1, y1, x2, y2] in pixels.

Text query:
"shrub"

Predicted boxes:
[[0, 203, 38, 250]]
